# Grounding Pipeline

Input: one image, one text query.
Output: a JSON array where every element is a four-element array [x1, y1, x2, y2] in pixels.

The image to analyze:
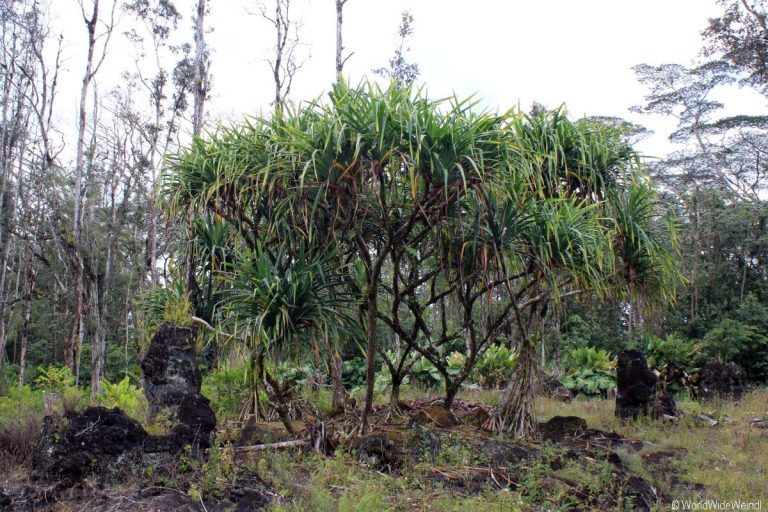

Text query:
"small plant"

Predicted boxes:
[[203, 365, 248, 419], [562, 347, 616, 397], [646, 333, 700, 393], [34, 365, 74, 393], [561, 368, 616, 397], [342, 356, 370, 389], [409, 357, 442, 388], [163, 294, 194, 327], [564, 346, 616, 372], [97, 376, 148, 422], [472, 344, 517, 389]]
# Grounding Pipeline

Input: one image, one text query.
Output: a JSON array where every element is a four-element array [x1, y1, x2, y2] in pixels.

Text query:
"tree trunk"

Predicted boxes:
[[192, 0, 208, 137], [335, 0, 349, 78], [17, 264, 35, 388], [69, 0, 100, 376], [489, 335, 539, 439], [330, 351, 345, 412], [443, 380, 460, 411], [389, 375, 401, 410], [261, 364, 296, 435], [360, 288, 378, 432], [319, 331, 346, 413]]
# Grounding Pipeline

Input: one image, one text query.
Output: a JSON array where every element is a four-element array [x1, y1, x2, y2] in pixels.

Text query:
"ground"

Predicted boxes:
[[1, 387, 766, 511]]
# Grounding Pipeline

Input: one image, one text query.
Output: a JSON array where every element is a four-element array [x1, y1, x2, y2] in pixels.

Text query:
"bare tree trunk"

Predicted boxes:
[[192, 0, 208, 137], [256, 0, 302, 111], [490, 335, 539, 439], [335, 0, 351, 78], [360, 286, 379, 432], [68, 0, 115, 375], [319, 331, 346, 413], [90, 130, 118, 398], [17, 254, 35, 387]]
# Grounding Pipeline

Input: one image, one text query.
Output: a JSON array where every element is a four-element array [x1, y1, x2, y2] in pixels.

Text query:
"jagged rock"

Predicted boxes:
[[615, 350, 657, 419], [34, 401, 217, 484], [651, 386, 677, 419], [141, 323, 201, 413], [698, 360, 746, 400], [540, 373, 574, 402], [177, 393, 217, 443], [539, 415, 588, 442], [353, 432, 405, 471], [32, 407, 148, 483]]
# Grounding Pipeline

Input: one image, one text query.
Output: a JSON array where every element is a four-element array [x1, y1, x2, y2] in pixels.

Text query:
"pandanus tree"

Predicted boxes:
[[221, 247, 351, 434], [162, 82, 678, 437], [164, 81, 513, 430], [487, 111, 680, 437]]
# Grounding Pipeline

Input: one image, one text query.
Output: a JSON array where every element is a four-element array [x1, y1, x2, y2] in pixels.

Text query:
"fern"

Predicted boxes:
[[97, 376, 148, 422]]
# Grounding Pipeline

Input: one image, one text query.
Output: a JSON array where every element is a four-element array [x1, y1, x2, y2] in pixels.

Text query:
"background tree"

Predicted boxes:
[[374, 10, 419, 87]]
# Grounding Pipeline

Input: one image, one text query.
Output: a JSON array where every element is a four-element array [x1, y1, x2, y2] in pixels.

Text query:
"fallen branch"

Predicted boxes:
[[235, 440, 309, 451]]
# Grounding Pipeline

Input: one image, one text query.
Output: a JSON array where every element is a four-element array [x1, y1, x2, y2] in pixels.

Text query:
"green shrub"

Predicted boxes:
[[561, 368, 615, 396], [561, 347, 616, 397], [645, 333, 700, 393], [0, 385, 43, 422], [97, 376, 148, 422], [703, 318, 768, 382], [564, 347, 616, 372], [645, 333, 699, 371], [409, 357, 442, 388], [34, 365, 75, 392], [342, 356, 371, 389], [472, 344, 517, 389], [203, 365, 249, 419]]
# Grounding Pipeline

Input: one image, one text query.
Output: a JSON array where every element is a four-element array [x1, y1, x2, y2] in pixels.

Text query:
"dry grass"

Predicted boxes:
[[388, 385, 768, 503], [537, 389, 768, 503], [0, 413, 42, 469]]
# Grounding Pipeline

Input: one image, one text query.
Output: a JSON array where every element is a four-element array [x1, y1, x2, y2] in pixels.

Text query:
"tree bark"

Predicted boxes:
[[389, 376, 401, 410], [319, 331, 346, 413], [335, 0, 350, 78], [192, 0, 208, 137]]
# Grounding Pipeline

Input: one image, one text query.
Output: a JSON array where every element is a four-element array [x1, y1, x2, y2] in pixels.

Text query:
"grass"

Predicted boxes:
[[2, 379, 765, 510], [537, 389, 768, 504], [260, 387, 768, 510]]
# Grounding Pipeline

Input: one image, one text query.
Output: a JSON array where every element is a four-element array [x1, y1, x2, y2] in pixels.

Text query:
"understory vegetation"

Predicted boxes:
[[2, 0, 768, 509]]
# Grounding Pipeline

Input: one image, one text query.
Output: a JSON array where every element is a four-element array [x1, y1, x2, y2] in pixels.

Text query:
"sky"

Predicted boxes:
[[47, 0, 768, 160]]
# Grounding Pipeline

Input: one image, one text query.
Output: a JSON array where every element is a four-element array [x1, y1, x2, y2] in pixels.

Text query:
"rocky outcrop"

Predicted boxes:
[[141, 322, 201, 414], [540, 373, 574, 402], [615, 350, 658, 419], [33, 407, 148, 483], [33, 401, 217, 484], [698, 360, 746, 400]]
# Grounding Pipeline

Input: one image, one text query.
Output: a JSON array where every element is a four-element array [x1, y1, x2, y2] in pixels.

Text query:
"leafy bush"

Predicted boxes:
[[203, 365, 249, 419], [342, 357, 369, 389], [0, 386, 43, 422], [277, 361, 320, 392], [703, 319, 768, 382], [564, 347, 616, 372], [472, 344, 517, 389], [645, 333, 699, 371], [33, 365, 82, 413], [34, 365, 74, 393], [561, 368, 615, 397], [97, 376, 148, 422], [561, 347, 616, 397], [645, 333, 700, 394], [409, 357, 442, 388]]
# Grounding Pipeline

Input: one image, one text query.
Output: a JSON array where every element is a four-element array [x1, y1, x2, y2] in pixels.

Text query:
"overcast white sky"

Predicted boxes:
[[48, 0, 768, 160]]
